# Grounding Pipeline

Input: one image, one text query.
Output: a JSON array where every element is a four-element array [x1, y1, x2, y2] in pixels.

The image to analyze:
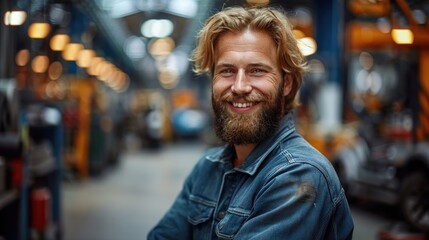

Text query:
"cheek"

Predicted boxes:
[[212, 76, 231, 96], [251, 77, 280, 98]]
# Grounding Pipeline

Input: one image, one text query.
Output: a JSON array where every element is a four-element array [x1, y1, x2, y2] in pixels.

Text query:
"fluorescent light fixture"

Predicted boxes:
[[4, 11, 27, 26], [298, 37, 317, 56], [141, 19, 174, 38], [391, 29, 414, 44]]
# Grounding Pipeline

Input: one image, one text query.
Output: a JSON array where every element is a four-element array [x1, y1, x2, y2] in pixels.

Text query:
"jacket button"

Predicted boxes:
[[218, 211, 225, 219]]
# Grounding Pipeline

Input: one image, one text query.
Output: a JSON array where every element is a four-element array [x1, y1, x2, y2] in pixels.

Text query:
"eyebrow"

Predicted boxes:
[[215, 62, 273, 70], [248, 62, 273, 70], [215, 62, 234, 68]]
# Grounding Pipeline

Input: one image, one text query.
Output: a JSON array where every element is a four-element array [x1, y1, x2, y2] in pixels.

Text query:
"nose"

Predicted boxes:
[[231, 69, 252, 94]]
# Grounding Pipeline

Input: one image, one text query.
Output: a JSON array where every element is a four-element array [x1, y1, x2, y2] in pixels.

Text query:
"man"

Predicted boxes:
[[148, 6, 354, 240]]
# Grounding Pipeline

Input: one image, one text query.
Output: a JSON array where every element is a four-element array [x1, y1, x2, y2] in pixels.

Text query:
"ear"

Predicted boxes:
[[283, 74, 293, 96]]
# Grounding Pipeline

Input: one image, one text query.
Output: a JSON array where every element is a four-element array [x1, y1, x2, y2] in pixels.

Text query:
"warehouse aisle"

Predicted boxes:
[[62, 141, 207, 240]]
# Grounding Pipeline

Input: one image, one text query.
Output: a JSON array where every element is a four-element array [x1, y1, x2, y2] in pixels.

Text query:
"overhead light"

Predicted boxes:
[[87, 57, 104, 76], [4, 11, 27, 26], [105, 69, 122, 87], [292, 30, 317, 56], [298, 37, 317, 56], [141, 19, 174, 38], [50, 33, 70, 51], [106, 69, 127, 90], [32, 55, 50, 73], [28, 22, 51, 39], [391, 29, 414, 44], [98, 62, 115, 82], [149, 37, 175, 57], [77, 49, 96, 68], [110, 72, 129, 93], [15, 49, 30, 67], [62, 43, 83, 61]]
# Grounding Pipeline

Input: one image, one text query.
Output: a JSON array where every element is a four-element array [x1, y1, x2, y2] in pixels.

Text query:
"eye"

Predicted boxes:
[[218, 68, 235, 76], [250, 68, 266, 75]]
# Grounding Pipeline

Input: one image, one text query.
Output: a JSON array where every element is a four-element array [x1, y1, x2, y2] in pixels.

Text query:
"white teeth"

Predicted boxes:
[[232, 102, 253, 108]]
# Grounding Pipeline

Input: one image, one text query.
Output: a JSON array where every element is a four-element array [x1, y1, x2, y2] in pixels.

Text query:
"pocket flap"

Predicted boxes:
[[187, 195, 215, 225], [216, 208, 250, 239]]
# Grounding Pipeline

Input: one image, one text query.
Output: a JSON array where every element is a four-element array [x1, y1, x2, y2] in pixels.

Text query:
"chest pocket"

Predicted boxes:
[[187, 194, 215, 225], [215, 207, 251, 239]]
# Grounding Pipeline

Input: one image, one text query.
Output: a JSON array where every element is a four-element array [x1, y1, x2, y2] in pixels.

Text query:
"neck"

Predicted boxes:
[[233, 144, 257, 167]]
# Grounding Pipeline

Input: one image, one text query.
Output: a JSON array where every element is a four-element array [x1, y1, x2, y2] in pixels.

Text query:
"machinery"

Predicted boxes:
[[330, 0, 429, 233]]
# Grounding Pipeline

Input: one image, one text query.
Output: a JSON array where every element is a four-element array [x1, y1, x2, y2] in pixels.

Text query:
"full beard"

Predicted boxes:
[[212, 86, 284, 145]]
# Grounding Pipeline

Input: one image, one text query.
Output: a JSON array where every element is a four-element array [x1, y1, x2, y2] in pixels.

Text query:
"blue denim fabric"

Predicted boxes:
[[148, 112, 354, 239]]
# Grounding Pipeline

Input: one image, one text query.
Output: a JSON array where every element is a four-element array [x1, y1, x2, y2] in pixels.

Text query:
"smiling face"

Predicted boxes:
[[212, 29, 292, 145]]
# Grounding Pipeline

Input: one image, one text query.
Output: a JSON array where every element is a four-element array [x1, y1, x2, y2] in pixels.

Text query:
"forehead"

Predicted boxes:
[[215, 29, 278, 64]]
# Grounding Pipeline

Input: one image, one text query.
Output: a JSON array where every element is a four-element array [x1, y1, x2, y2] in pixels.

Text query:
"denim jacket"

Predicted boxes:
[[148, 113, 354, 239]]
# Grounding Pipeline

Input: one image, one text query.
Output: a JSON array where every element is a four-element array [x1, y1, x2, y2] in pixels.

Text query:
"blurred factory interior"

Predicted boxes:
[[1, 0, 429, 239]]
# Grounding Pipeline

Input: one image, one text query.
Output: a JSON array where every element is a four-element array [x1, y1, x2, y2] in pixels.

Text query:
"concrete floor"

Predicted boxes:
[[62, 141, 396, 240], [62, 141, 206, 240]]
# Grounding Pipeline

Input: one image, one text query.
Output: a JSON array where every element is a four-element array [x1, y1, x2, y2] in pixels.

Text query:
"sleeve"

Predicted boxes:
[[147, 171, 193, 240], [229, 162, 350, 240]]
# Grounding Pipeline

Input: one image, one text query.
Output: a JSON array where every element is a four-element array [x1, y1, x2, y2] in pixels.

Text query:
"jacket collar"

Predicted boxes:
[[206, 111, 296, 175]]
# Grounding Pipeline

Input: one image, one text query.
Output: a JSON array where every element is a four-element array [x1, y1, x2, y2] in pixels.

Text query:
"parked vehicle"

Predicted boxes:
[[334, 107, 429, 233]]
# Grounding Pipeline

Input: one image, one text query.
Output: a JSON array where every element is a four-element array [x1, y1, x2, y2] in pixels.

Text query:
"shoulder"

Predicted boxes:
[[278, 132, 336, 175], [264, 134, 343, 200]]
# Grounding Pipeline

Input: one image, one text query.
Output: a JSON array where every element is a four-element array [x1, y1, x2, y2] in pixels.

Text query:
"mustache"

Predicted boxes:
[[220, 92, 265, 102]]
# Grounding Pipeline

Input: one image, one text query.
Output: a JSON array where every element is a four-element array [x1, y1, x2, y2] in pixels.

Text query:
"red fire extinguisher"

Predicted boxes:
[[31, 187, 51, 231]]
